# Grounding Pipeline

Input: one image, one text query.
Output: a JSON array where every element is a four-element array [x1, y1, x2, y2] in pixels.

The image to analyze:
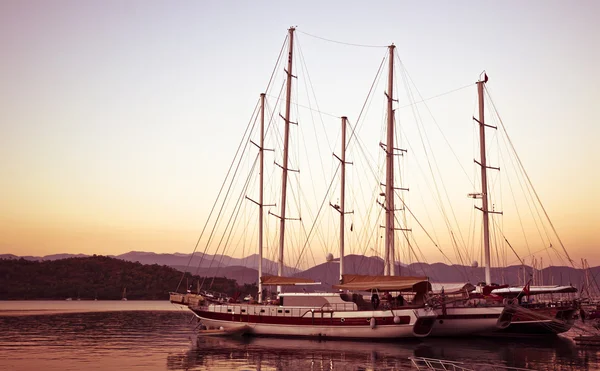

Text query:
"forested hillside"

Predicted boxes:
[[0, 256, 256, 300]]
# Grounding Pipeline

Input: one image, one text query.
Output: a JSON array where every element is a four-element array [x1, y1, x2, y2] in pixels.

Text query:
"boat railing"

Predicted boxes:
[[409, 356, 533, 370], [316, 302, 357, 312], [169, 292, 204, 306], [410, 356, 472, 370], [520, 301, 577, 310]]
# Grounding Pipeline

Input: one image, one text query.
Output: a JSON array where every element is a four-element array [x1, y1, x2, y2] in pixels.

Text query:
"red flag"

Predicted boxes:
[[523, 280, 531, 296]]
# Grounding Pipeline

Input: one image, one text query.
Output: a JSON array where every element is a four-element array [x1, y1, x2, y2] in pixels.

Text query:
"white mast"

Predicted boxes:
[[384, 44, 396, 276], [258, 93, 266, 303], [474, 74, 501, 284], [247, 93, 274, 303], [277, 27, 295, 293], [332, 116, 350, 282]]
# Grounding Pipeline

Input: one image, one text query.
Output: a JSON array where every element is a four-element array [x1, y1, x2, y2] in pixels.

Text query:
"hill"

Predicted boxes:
[[0, 251, 301, 274], [171, 265, 260, 286], [288, 255, 598, 292], [2, 252, 597, 297], [0, 256, 256, 300]]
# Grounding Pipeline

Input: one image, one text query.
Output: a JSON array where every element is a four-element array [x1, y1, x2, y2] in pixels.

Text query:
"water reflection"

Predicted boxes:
[[0, 305, 597, 371], [167, 334, 599, 371], [0, 310, 196, 371], [167, 336, 415, 370], [171, 338, 387, 371]]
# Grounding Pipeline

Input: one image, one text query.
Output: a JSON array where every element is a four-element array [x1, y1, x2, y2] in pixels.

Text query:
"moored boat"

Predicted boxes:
[[181, 275, 436, 339], [170, 27, 437, 340], [489, 284, 577, 335], [428, 283, 514, 336]]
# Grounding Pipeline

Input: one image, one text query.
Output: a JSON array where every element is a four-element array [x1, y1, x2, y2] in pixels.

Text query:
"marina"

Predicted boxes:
[[2, 1, 599, 370], [169, 27, 585, 342], [0, 301, 599, 370]]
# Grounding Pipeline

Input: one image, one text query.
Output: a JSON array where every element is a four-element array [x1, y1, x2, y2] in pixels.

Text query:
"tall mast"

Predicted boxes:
[[477, 79, 490, 284], [247, 93, 274, 301], [258, 93, 266, 303], [384, 44, 396, 276], [278, 27, 295, 292], [475, 74, 501, 284], [337, 117, 349, 282]]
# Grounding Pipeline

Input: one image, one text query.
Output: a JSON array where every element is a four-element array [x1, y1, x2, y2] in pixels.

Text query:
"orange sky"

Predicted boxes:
[[1, 1, 599, 267]]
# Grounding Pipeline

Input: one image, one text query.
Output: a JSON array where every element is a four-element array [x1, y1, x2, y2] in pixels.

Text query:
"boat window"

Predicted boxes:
[[277, 310, 282, 313], [260, 309, 265, 313], [241, 309, 246, 313], [227, 309, 232, 312], [285, 310, 290, 314]]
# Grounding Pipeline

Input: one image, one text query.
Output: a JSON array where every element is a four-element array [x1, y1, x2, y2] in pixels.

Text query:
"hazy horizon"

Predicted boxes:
[[2, 1, 598, 268]]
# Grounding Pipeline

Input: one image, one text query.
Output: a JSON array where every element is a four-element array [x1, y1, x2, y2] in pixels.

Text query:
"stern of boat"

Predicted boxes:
[[496, 303, 517, 329], [412, 307, 437, 337]]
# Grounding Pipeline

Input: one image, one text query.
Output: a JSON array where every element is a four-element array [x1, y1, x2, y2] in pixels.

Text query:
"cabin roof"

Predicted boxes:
[[332, 274, 431, 293], [430, 282, 475, 294], [491, 285, 578, 297]]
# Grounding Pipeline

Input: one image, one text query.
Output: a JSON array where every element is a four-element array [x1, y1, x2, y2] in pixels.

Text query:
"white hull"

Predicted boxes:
[[429, 306, 507, 337], [190, 303, 437, 339]]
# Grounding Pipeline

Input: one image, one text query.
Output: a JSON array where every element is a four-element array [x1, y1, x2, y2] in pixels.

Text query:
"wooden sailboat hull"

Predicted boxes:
[[189, 304, 437, 339], [429, 306, 510, 337], [491, 306, 576, 335]]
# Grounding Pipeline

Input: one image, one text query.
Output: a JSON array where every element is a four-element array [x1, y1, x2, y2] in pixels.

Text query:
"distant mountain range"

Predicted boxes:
[[0, 251, 300, 275], [0, 255, 254, 300], [2, 251, 598, 293]]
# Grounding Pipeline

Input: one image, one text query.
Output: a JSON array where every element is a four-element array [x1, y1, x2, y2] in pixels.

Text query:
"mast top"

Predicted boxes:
[[479, 71, 489, 84]]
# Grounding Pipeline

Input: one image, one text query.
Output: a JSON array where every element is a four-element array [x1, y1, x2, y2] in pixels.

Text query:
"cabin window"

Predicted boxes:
[[241, 309, 246, 313], [278, 310, 282, 313], [285, 310, 290, 314], [260, 309, 265, 313], [227, 309, 232, 312]]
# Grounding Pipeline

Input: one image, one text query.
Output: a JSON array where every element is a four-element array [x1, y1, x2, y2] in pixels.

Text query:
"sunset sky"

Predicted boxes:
[[1, 1, 598, 267]]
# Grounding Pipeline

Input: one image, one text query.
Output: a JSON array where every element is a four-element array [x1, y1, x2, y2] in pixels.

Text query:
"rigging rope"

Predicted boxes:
[[485, 85, 577, 268], [398, 82, 475, 109], [297, 30, 388, 49], [175, 99, 260, 292]]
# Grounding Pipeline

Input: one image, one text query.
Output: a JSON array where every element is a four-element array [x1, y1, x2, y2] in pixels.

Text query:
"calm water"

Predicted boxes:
[[0, 301, 599, 370]]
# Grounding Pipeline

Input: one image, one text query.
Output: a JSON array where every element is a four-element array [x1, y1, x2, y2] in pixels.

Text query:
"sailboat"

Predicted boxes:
[[465, 74, 577, 336], [170, 27, 437, 339], [424, 75, 517, 337]]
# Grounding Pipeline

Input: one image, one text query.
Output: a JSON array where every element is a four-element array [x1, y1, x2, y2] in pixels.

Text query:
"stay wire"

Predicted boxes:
[[175, 99, 260, 292], [485, 85, 576, 268], [297, 30, 388, 49]]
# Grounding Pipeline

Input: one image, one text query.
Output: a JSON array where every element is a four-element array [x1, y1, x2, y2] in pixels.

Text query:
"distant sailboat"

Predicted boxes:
[[122, 287, 128, 301]]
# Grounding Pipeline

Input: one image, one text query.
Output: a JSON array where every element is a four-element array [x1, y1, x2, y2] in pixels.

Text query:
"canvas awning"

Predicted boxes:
[[491, 285, 578, 297], [332, 274, 431, 293], [260, 275, 320, 286], [430, 282, 475, 295]]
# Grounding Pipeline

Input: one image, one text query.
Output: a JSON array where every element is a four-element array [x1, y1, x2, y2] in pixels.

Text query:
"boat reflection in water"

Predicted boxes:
[[166, 333, 597, 371], [167, 336, 415, 370]]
